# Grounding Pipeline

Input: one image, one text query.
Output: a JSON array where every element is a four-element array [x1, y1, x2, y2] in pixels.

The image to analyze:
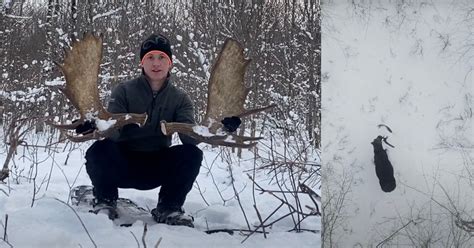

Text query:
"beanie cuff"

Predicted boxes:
[[140, 51, 172, 66]]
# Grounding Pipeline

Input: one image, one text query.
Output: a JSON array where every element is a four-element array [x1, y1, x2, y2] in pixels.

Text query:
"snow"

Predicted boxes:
[[224, 135, 235, 143], [55, 28, 64, 36], [323, 1, 474, 247], [44, 78, 65, 86], [0, 134, 320, 247], [192, 125, 214, 137], [92, 8, 123, 22], [3, 15, 31, 20], [95, 119, 117, 132], [192, 125, 228, 138]]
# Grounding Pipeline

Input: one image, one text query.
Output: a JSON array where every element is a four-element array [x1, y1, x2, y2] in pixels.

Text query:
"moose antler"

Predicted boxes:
[[161, 39, 275, 148], [47, 33, 147, 141]]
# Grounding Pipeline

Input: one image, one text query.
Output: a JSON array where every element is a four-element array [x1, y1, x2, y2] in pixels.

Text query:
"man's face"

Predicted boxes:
[[141, 51, 172, 82]]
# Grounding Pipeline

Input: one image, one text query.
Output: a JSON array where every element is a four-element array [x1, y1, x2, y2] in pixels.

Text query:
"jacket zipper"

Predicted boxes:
[[148, 93, 157, 123]]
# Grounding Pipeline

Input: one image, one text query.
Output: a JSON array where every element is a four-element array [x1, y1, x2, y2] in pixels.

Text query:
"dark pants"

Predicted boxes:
[[85, 139, 203, 209]]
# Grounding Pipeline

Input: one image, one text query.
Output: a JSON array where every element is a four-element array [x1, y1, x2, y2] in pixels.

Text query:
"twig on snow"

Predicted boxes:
[[141, 223, 148, 248], [129, 231, 140, 248]]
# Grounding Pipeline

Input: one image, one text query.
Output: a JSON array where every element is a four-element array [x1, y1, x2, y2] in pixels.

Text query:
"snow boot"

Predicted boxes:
[[151, 206, 194, 228], [91, 198, 119, 220]]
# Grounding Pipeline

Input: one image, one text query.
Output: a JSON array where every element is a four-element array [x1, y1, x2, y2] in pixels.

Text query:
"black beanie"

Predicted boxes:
[[140, 34, 172, 61]]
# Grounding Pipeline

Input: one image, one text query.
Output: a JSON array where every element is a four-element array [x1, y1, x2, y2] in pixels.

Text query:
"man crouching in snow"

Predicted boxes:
[[371, 135, 396, 193], [76, 34, 209, 227]]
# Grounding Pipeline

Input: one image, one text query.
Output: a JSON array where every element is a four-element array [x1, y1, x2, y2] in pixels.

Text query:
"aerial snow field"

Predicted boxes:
[[323, 1, 474, 247], [0, 133, 320, 248]]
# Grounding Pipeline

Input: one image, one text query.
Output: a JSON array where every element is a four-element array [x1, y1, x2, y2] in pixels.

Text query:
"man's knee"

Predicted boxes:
[[169, 144, 203, 170], [86, 139, 118, 160], [85, 139, 121, 174], [181, 144, 203, 163]]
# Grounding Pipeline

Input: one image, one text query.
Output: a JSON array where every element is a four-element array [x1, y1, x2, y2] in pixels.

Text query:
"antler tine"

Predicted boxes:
[[160, 121, 260, 148], [63, 122, 126, 142], [65, 132, 96, 142], [206, 140, 258, 149], [236, 104, 277, 119], [64, 130, 109, 142], [199, 134, 260, 148], [46, 118, 82, 130]]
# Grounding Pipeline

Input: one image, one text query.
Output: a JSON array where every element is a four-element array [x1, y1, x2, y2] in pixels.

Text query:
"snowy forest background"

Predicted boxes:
[[323, 0, 473, 247], [0, 0, 320, 247], [0, 0, 320, 147]]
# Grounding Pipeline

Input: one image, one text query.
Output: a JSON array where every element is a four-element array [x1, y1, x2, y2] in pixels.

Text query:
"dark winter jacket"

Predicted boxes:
[[107, 75, 197, 151]]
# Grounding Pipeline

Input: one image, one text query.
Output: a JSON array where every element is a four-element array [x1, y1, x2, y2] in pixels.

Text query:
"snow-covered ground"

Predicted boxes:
[[0, 132, 320, 247], [323, 1, 473, 247]]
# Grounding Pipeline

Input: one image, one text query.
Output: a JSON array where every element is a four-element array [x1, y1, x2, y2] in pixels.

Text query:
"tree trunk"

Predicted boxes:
[[0, 101, 4, 125], [71, 0, 77, 22], [47, 0, 54, 24]]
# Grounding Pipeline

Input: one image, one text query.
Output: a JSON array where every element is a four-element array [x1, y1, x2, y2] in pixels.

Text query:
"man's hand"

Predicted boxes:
[[221, 116, 241, 132], [74, 119, 96, 135]]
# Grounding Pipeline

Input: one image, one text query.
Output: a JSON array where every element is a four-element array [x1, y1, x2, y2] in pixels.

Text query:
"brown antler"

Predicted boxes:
[[47, 33, 147, 141], [161, 39, 275, 147]]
